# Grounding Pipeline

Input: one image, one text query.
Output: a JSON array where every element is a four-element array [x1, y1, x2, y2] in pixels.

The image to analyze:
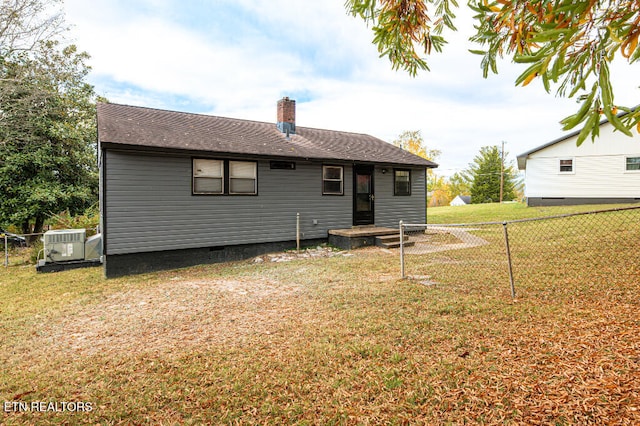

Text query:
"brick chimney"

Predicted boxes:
[[277, 97, 295, 135]]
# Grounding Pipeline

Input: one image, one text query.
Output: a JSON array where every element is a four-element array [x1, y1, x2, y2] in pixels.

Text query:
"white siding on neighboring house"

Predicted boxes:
[[522, 120, 640, 199]]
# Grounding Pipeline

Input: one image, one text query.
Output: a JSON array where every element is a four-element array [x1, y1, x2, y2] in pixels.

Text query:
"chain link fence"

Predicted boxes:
[[400, 206, 640, 298], [2, 232, 44, 267]]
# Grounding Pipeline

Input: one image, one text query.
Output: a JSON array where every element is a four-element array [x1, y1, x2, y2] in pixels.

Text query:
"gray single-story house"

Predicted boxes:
[[97, 98, 437, 277]]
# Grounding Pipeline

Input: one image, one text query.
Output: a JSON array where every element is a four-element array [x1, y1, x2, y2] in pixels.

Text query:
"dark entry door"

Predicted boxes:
[[353, 165, 374, 225]]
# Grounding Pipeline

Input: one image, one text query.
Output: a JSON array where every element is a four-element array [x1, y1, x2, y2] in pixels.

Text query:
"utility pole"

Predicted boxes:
[[500, 141, 505, 203]]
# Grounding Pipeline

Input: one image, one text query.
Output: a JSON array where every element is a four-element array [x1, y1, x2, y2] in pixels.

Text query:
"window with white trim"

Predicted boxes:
[[193, 159, 257, 195], [559, 158, 574, 173], [193, 159, 223, 194], [323, 165, 343, 195], [626, 156, 640, 171], [229, 161, 257, 194]]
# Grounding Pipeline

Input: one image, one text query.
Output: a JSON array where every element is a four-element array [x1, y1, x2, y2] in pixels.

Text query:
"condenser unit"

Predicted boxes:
[[43, 229, 86, 262], [84, 233, 102, 261]]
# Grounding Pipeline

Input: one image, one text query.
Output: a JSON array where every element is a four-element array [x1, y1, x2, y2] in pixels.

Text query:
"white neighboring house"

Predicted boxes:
[[517, 115, 640, 206], [450, 195, 471, 206]]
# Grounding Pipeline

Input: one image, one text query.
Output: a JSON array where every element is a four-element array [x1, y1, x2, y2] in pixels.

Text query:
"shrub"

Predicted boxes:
[[29, 240, 44, 264], [48, 204, 100, 237]]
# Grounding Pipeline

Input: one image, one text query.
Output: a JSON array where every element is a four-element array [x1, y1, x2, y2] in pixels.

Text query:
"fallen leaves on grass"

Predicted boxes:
[[1, 245, 638, 424], [13, 277, 306, 360]]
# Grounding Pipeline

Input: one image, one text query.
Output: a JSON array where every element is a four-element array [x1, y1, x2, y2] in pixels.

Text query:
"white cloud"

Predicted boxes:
[[62, 0, 638, 177]]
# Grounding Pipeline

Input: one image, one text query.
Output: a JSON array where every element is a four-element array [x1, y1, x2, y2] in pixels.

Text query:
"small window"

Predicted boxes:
[[270, 161, 296, 170], [193, 159, 223, 194], [626, 157, 640, 171], [229, 161, 257, 194], [559, 158, 574, 173], [394, 169, 411, 196], [323, 165, 343, 195]]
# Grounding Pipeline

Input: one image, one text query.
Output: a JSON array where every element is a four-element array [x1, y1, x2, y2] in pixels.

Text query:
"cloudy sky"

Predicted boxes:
[[62, 0, 638, 177]]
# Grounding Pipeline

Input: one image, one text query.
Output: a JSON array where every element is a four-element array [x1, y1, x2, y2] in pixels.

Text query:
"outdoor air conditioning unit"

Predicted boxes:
[[84, 233, 102, 261], [43, 229, 86, 262]]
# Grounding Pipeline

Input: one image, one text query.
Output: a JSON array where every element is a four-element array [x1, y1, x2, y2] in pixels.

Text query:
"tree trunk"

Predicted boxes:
[[33, 215, 45, 235], [21, 216, 45, 245], [21, 219, 30, 236]]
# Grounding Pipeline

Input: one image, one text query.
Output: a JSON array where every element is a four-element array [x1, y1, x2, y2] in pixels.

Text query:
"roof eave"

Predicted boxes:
[[100, 141, 438, 167], [516, 105, 639, 170]]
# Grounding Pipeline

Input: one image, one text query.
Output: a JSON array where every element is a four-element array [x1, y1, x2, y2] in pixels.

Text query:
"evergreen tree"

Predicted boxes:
[[468, 146, 517, 204], [447, 171, 472, 199]]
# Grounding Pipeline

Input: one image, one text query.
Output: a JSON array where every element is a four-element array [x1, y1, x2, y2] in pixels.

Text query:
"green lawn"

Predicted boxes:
[[426, 201, 640, 224], [1, 204, 639, 424]]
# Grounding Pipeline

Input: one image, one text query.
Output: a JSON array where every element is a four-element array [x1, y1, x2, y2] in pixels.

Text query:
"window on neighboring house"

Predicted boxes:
[[193, 159, 223, 194], [559, 158, 574, 173], [394, 169, 411, 196], [323, 165, 343, 195], [626, 156, 640, 171], [229, 161, 257, 194]]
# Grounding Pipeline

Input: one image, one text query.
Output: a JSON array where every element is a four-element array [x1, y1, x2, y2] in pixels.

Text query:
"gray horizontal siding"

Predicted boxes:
[[104, 151, 352, 255], [104, 151, 427, 255], [374, 167, 426, 227]]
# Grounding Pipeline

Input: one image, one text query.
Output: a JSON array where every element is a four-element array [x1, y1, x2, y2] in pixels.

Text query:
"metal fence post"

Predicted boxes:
[[3, 234, 7, 267], [502, 222, 516, 299], [296, 212, 300, 253], [399, 220, 405, 279]]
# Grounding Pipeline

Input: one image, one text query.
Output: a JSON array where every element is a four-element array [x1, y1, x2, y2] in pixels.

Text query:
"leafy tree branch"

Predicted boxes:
[[346, 0, 640, 143]]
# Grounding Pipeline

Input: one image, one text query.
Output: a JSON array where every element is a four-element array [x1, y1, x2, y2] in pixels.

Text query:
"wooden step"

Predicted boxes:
[[375, 234, 409, 244], [377, 240, 415, 249], [375, 234, 414, 249]]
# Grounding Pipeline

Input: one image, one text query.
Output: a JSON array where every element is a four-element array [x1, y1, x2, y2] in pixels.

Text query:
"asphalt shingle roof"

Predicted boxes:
[[97, 103, 437, 168]]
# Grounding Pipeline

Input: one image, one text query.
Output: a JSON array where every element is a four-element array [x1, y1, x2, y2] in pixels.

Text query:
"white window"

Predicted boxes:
[[193, 159, 223, 194], [559, 158, 574, 173], [626, 156, 640, 171], [323, 165, 343, 195], [229, 161, 257, 194]]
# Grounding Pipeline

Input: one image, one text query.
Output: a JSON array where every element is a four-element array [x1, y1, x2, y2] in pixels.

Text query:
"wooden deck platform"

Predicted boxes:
[[328, 226, 399, 238]]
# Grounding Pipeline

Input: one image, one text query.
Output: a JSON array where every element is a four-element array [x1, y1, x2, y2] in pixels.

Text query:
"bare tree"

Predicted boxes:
[[0, 0, 67, 55]]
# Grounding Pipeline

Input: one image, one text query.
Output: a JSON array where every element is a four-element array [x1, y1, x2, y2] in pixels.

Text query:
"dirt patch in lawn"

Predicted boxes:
[[7, 246, 383, 364], [26, 276, 307, 359]]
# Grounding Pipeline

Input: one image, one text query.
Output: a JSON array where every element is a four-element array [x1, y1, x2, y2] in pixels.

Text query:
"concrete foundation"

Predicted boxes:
[[104, 238, 326, 278], [36, 259, 102, 273]]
